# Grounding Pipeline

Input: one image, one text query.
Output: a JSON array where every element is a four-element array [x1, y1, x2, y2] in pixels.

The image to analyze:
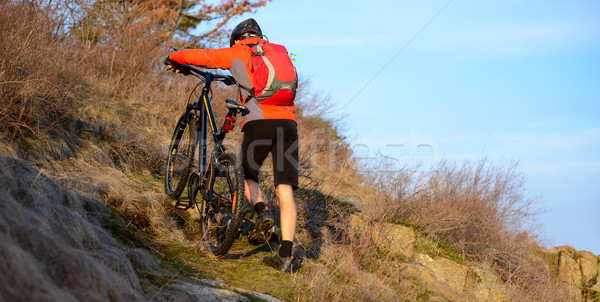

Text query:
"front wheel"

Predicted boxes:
[[165, 113, 197, 199], [197, 152, 245, 256]]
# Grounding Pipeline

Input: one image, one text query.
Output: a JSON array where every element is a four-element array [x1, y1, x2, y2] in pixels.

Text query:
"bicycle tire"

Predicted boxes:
[[165, 113, 197, 199], [198, 152, 245, 256]]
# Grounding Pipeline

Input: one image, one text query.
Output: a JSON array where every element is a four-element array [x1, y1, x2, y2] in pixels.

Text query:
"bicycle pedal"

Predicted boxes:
[[175, 198, 192, 210]]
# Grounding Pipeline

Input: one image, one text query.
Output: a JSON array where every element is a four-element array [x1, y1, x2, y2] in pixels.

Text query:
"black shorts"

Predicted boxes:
[[240, 119, 299, 189]]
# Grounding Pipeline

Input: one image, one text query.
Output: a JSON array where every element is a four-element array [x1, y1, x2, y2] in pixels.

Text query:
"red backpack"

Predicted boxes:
[[249, 42, 298, 106]]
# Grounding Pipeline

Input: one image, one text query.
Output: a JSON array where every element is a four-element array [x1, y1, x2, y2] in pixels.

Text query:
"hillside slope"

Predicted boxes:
[[2, 152, 599, 301], [0, 156, 284, 301]]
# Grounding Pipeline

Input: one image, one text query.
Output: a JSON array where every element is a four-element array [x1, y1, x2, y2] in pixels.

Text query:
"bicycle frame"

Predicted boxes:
[[175, 64, 248, 211], [182, 66, 231, 180]]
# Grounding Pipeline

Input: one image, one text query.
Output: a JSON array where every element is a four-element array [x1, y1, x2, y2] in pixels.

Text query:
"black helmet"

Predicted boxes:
[[230, 18, 262, 46]]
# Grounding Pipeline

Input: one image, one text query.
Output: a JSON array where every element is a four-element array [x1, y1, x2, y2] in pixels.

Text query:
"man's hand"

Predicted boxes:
[[164, 55, 182, 73]]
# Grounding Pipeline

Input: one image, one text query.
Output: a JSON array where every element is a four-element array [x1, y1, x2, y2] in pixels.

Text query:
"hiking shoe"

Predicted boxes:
[[248, 209, 274, 246], [262, 254, 293, 273]]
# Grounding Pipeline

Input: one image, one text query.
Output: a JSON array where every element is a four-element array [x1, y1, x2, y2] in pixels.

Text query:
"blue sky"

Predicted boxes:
[[229, 0, 600, 253]]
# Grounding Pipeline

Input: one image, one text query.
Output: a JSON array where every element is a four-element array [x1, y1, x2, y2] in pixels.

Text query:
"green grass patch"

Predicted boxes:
[[124, 169, 165, 194], [154, 233, 304, 301], [391, 218, 419, 230], [416, 287, 434, 301], [414, 231, 464, 263]]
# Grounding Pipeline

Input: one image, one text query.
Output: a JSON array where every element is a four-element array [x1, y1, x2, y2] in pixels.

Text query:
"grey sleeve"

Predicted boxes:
[[230, 59, 263, 124]]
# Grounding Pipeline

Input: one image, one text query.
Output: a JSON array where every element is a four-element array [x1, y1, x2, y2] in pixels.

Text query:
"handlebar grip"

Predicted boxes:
[[225, 99, 249, 113], [178, 65, 191, 76], [223, 76, 236, 86]]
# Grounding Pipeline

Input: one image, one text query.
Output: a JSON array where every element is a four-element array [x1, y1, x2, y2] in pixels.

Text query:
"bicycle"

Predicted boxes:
[[164, 64, 249, 256]]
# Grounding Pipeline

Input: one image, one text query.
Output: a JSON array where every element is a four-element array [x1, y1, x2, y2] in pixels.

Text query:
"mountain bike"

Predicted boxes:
[[164, 64, 248, 256]]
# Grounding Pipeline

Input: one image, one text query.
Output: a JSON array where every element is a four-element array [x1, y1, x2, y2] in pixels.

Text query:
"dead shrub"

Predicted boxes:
[[369, 159, 539, 261], [0, 0, 84, 140]]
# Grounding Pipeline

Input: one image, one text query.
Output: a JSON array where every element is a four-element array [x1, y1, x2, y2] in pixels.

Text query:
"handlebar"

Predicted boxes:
[[177, 64, 236, 85]]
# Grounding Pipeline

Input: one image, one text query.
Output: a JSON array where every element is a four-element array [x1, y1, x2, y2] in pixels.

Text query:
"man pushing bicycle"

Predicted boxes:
[[165, 18, 299, 273]]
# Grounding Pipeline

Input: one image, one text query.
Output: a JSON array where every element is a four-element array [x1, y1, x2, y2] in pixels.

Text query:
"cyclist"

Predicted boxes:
[[165, 18, 298, 273]]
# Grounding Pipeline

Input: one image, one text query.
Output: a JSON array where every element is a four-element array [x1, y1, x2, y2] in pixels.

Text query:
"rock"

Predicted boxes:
[[172, 282, 249, 302], [471, 266, 508, 302], [348, 214, 416, 259], [576, 250, 597, 264], [172, 278, 284, 302], [588, 260, 600, 301], [577, 250, 598, 286], [348, 213, 369, 236], [415, 253, 435, 267], [551, 245, 578, 257], [557, 251, 585, 301], [399, 264, 456, 301], [558, 251, 583, 288], [399, 263, 437, 284], [414, 253, 467, 293], [372, 222, 416, 259], [431, 257, 468, 293]]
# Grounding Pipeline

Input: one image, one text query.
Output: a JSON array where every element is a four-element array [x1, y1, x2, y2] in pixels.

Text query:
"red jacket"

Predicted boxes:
[[169, 37, 296, 122]]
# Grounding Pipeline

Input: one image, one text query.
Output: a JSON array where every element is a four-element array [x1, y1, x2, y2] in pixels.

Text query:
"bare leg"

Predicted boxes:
[[275, 184, 296, 242], [244, 179, 263, 206], [260, 184, 296, 271]]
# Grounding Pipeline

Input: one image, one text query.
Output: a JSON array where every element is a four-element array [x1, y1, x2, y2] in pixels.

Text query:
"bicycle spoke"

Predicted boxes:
[[198, 153, 244, 256]]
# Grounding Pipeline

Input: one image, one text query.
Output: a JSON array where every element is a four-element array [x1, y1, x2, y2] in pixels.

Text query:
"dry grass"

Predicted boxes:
[[0, 0, 84, 141]]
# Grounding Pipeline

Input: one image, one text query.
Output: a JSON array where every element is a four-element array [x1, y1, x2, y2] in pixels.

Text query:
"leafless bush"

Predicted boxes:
[[0, 0, 84, 140], [489, 239, 570, 301], [369, 159, 539, 261]]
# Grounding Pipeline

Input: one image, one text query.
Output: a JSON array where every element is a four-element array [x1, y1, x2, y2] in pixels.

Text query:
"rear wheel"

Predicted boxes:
[[165, 113, 197, 199], [196, 152, 245, 256]]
